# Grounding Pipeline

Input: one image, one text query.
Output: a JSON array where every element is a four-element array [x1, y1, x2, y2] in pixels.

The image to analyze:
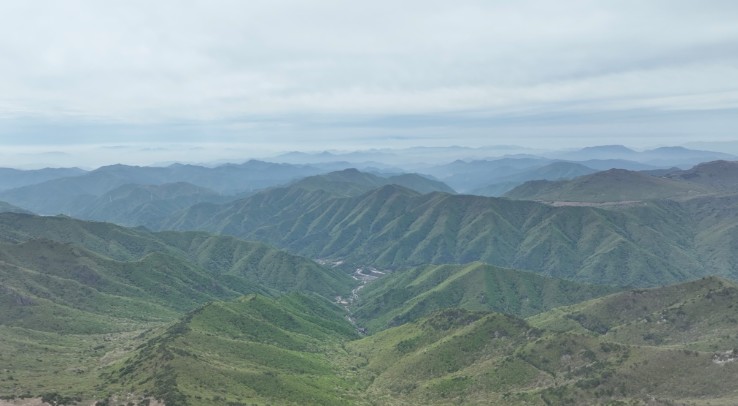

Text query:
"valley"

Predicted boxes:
[[335, 265, 385, 335]]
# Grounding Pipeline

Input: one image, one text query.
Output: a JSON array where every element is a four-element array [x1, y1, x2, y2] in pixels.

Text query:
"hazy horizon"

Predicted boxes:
[[1, 140, 736, 170]]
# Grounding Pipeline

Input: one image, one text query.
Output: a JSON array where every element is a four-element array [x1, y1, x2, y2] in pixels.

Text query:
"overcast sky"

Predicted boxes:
[[1, 1, 737, 166]]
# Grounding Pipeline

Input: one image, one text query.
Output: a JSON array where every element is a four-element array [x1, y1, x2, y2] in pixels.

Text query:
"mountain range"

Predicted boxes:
[[157, 169, 738, 288], [3, 147, 738, 405], [470, 161, 597, 196], [0, 160, 346, 215], [351, 262, 617, 332], [0, 167, 86, 192], [270, 145, 736, 170], [506, 160, 738, 202]]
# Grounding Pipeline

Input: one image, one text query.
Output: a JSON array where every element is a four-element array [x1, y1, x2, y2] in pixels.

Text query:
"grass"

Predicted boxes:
[[0, 325, 153, 401]]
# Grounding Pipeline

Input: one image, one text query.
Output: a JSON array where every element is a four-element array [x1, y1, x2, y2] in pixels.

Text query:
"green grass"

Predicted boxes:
[[0, 325, 153, 400]]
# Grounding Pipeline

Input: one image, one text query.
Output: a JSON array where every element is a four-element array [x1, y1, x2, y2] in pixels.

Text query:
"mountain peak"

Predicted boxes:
[[505, 166, 714, 202], [579, 145, 636, 153], [663, 160, 738, 189], [362, 183, 419, 199]]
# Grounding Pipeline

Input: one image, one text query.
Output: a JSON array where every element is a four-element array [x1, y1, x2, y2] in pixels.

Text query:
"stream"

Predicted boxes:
[[333, 266, 387, 335]]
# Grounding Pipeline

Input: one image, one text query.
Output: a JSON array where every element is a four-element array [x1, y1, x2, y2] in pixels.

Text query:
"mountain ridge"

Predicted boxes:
[[162, 182, 724, 287]]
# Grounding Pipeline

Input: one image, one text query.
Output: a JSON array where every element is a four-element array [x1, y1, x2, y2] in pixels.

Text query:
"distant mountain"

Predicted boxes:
[[505, 168, 713, 202], [421, 156, 667, 193], [553, 145, 736, 168], [352, 262, 616, 332], [75, 182, 230, 228], [289, 168, 455, 197], [573, 159, 659, 171], [506, 161, 738, 203], [270, 145, 540, 168], [0, 160, 331, 214], [273, 150, 395, 165], [576, 145, 637, 157], [422, 157, 553, 192], [642, 146, 737, 167], [272, 144, 733, 174], [0, 167, 86, 191], [663, 160, 738, 190], [382, 173, 456, 194], [471, 162, 597, 196]]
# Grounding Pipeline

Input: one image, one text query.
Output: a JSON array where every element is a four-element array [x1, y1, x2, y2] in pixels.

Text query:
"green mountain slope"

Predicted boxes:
[[289, 168, 455, 197], [383, 173, 455, 194], [167, 185, 714, 287], [505, 168, 713, 202], [68, 169, 446, 229], [157, 231, 354, 298], [471, 161, 597, 197], [352, 279, 738, 405], [7, 277, 738, 405], [352, 263, 617, 332], [680, 193, 738, 274], [0, 213, 354, 401], [75, 182, 228, 228], [0, 236, 352, 336], [0, 161, 330, 215], [529, 276, 738, 349], [0, 213, 353, 301], [0, 238, 254, 334]]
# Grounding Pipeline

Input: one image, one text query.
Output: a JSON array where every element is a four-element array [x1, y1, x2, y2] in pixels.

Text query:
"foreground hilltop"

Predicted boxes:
[[91, 277, 738, 405]]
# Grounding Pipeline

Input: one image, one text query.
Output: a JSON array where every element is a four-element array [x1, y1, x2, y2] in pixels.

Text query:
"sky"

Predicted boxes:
[[1, 0, 737, 167]]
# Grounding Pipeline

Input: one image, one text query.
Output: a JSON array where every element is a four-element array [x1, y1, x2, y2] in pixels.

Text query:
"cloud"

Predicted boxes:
[[0, 0, 736, 154]]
